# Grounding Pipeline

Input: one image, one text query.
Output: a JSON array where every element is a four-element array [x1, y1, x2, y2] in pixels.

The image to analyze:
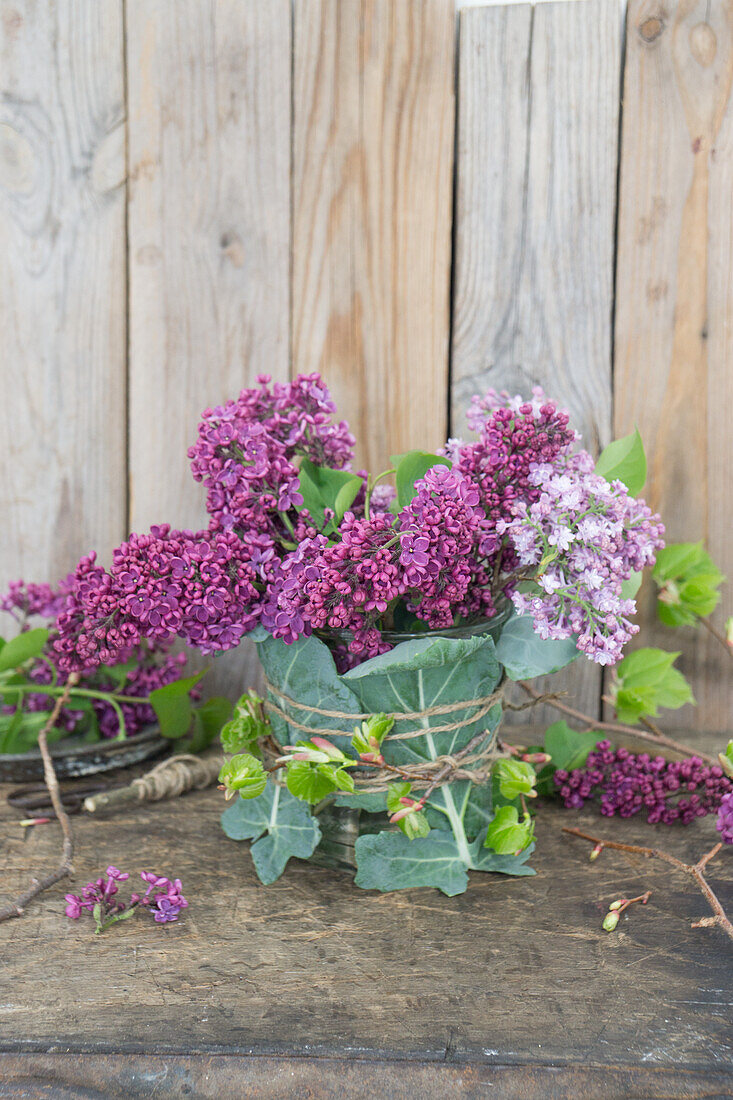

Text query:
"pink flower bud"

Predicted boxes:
[[310, 736, 340, 758]]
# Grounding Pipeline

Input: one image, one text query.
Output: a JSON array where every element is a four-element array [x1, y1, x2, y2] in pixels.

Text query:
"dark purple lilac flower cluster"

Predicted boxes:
[[555, 740, 732, 829], [65, 866, 188, 932], [10, 645, 189, 739], [0, 575, 193, 739], [717, 791, 733, 844], [398, 464, 490, 628], [1, 577, 75, 625], [188, 372, 355, 541], [302, 512, 404, 659], [50, 375, 663, 670], [52, 525, 261, 672]]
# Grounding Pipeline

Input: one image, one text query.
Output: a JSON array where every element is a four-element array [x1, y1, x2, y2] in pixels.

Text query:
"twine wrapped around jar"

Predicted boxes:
[[262, 676, 507, 793]]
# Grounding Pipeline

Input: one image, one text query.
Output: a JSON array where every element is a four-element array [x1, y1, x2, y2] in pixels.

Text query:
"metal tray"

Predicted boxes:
[[0, 728, 169, 783]]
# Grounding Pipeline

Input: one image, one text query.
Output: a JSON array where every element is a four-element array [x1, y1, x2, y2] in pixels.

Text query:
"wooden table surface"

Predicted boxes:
[[0, 764, 731, 1099]]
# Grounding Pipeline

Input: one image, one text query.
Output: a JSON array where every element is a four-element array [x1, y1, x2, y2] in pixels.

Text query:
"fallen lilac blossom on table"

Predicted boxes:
[[65, 866, 188, 934]]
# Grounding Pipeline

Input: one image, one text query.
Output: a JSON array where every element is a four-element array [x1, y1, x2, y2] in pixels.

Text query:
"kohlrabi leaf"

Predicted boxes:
[[495, 614, 579, 680]]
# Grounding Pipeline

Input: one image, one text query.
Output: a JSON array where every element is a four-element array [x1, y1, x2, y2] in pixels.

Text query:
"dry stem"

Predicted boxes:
[[562, 826, 733, 943], [700, 615, 733, 660], [0, 673, 80, 924], [519, 681, 714, 764]]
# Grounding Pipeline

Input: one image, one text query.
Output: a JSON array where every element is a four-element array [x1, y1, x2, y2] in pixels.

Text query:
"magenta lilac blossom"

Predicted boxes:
[[49, 376, 664, 670], [555, 741, 732, 827]]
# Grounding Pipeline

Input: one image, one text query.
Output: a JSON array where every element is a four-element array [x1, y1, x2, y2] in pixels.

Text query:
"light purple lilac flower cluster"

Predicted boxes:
[[500, 454, 664, 664], [65, 866, 188, 930], [555, 740, 732, 830], [49, 375, 663, 671]]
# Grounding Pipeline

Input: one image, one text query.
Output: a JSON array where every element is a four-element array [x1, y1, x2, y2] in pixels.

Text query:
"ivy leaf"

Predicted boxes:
[[354, 829, 470, 896], [333, 790, 388, 812], [296, 458, 362, 532], [543, 720, 597, 773], [149, 671, 206, 738], [494, 758, 537, 800], [254, 628, 363, 755], [484, 806, 535, 855], [0, 629, 49, 674], [392, 450, 451, 510], [653, 542, 725, 627], [495, 613, 578, 680], [594, 427, 646, 495], [221, 779, 321, 885], [470, 835, 536, 875], [218, 753, 267, 800], [613, 648, 695, 724]]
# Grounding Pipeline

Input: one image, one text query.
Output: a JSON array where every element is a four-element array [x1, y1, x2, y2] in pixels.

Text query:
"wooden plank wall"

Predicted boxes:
[[292, 0, 455, 473], [451, 0, 621, 721], [615, 0, 733, 733], [0, 0, 127, 584], [0, 0, 731, 733]]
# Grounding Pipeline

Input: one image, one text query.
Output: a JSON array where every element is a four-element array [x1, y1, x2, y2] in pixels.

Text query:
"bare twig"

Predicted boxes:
[[562, 826, 733, 943], [0, 673, 80, 924], [519, 681, 714, 764], [700, 615, 733, 660]]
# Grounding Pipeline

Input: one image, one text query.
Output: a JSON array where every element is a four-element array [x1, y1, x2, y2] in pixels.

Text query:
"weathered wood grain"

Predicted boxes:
[[0, 1055, 728, 1099], [292, 0, 455, 473], [614, 0, 733, 733], [0, 781, 730, 1075], [125, 0, 292, 696], [126, 0, 292, 533], [452, 0, 619, 451], [452, 0, 621, 724], [0, 0, 126, 598]]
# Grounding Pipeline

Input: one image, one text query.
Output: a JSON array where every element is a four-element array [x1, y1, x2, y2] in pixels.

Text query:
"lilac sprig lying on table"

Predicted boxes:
[[49, 375, 664, 673], [555, 740, 732, 829], [65, 867, 188, 934], [717, 792, 733, 844]]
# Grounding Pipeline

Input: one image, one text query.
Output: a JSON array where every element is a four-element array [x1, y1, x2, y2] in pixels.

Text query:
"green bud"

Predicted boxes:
[[719, 740, 733, 779], [608, 899, 624, 911], [602, 911, 620, 932], [218, 753, 267, 800], [220, 690, 268, 755], [494, 758, 537, 800]]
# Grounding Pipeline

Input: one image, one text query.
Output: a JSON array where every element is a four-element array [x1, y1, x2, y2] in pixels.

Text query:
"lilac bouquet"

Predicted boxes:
[[50, 375, 663, 675], [35, 374, 681, 895]]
